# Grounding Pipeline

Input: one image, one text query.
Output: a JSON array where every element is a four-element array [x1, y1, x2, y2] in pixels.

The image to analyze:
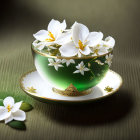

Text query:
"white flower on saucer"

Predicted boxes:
[[105, 54, 113, 67], [59, 22, 103, 57], [33, 19, 71, 50], [103, 36, 115, 49], [0, 97, 26, 124], [62, 59, 75, 66], [73, 61, 90, 75], [95, 60, 104, 65], [48, 58, 63, 71]]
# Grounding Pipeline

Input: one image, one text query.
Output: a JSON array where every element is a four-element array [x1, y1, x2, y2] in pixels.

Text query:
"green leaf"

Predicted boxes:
[[0, 99, 4, 106], [20, 102, 33, 112], [8, 121, 26, 130]]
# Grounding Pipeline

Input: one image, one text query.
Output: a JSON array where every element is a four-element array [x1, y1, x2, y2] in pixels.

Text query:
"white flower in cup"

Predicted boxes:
[[73, 61, 90, 75], [59, 22, 103, 57], [105, 54, 113, 67], [91, 44, 108, 56], [33, 19, 71, 50], [62, 59, 75, 66], [103, 36, 115, 49], [48, 58, 63, 71], [0, 97, 26, 124]]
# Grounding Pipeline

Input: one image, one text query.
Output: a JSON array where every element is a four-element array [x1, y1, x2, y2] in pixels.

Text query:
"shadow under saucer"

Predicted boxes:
[[35, 89, 134, 126]]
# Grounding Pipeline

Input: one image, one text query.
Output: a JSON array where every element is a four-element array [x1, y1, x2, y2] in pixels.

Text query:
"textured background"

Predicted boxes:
[[0, 0, 140, 139]]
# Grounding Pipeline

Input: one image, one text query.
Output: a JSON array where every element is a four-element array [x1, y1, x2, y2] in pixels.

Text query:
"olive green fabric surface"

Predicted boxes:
[[0, 0, 140, 139]]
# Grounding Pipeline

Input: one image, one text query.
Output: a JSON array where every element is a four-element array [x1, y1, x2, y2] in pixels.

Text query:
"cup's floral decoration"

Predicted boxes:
[[33, 19, 115, 75], [0, 96, 33, 130], [73, 61, 90, 75]]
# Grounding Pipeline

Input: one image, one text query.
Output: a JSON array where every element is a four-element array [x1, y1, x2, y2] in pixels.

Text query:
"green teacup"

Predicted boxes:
[[32, 45, 112, 96]]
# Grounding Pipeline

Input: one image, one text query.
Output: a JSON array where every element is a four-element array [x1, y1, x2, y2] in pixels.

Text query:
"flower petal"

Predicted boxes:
[[59, 41, 78, 57], [12, 101, 22, 113], [66, 61, 70, 66], [80, 61, 84, 66], [60, 19, 66, 31], [84, 68, 90, 71], [73, 70, 80, 74], [3, 96, 14, 108], [62, 59, 66, 63], [54, 65, 58, 71], [37, 45, 45, 50], [5, 115, 14, 124], [33, 30, 48, 41], [72, 23, 89, 46], [48, 19, 61, 38], [79, 46, 91, 55], [56, 32, 71, 45], [48, 58, 54, 63], [58, 64, 63, 68], [0, 106, 11, 121], [13, 110, 26, 121], [55, 59, 61, 63], [80, 70, 84, 75], [70, 59, 75, 64], [32, 40, 39, 46], [98, 47, 108, 55], [87, 32, 103, 46], [104, 36, 115, 48], [71, 21, 78, 29]]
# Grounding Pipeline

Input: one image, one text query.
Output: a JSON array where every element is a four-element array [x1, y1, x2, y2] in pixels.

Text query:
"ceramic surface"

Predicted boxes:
[[32, 45, 112, 91], [20, 69, 122, 103]]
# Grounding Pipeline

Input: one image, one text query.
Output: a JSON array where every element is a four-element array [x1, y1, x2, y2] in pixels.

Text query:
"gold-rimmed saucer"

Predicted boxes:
[[20, 70, 123, 103]]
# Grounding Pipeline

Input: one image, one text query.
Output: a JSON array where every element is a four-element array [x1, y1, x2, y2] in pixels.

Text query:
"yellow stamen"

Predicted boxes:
[[46, 31, 55, 42], [78, 40, 86, 51], [7, 104, 12, 112], [94, 49, 99, 55]]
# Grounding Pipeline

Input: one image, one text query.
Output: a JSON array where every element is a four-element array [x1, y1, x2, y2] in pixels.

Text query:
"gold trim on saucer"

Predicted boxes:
[[20, 69, 123, 103], [31, 44, 113, 60], [52, 84, 93, 96]]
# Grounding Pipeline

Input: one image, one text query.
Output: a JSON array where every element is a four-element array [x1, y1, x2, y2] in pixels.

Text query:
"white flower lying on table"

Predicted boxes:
[[0, 97, 26, 124], [73, 61, 90, 75]]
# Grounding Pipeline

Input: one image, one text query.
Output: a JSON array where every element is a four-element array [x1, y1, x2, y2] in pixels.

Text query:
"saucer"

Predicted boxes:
[[20, 70, 123, 103]]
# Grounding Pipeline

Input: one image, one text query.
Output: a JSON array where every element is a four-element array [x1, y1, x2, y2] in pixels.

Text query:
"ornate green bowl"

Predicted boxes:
[[31, 45, 112, 95]]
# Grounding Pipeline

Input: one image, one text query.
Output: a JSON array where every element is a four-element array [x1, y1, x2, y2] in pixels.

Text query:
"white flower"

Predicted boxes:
[[105, 54, 113, 67], [103, 36, 115, 48], [33, 19, 71, 50], [32, 40, 47, 50], [48, 58, 63, 71], [62, 59, 75, 66], [73, 61, 90, 75], [91, 44, 108, 56], [0, 97, 26, 124], [95, 60, 104, 65], [59, 22, 103, 57]]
